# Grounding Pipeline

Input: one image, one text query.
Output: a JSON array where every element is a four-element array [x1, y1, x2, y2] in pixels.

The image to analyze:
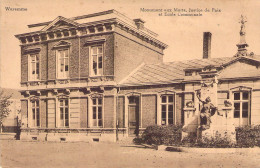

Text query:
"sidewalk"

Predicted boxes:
[[0, 133, 16, 140], [161, 145, 260, 153]]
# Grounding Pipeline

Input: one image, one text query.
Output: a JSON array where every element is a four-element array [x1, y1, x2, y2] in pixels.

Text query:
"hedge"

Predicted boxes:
[[134, 125, 182, 145], [236, 125, 260, 147], [134, 125, 260, 148]]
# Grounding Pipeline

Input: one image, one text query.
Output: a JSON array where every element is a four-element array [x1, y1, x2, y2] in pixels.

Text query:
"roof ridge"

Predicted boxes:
[[144, 56, 235, 67]]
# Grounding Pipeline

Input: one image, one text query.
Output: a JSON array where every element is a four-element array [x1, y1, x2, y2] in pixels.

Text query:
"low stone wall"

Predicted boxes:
[[19, 128, 129, 142]]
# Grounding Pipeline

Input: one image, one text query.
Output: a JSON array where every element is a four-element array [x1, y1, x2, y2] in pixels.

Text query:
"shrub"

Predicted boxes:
[[133, 137, 143, 144], [135, 125, 182, 145], [236, 125, 260, 147], [196, 136, 236, 148], [181, 133, 197, 146], [134, 125, 260, 148]]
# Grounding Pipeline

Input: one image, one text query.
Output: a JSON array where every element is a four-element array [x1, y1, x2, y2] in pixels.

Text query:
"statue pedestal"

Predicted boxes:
[[182, 107, 197, 139], [199, 107, 236, 143]]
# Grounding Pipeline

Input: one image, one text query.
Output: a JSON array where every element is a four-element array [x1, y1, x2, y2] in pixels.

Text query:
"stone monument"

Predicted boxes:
[[197, 66, 236, 143]]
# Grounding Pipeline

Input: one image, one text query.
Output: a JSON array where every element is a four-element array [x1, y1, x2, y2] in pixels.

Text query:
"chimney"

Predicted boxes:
[[133, 18, 145, 30], [203, 32, 212, 59]]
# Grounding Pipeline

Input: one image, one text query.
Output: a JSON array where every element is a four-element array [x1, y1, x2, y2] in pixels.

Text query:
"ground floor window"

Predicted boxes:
[[31, 100, 40, 127], [233, 91, 250, 126], [92, 97, 102, 127], [59, 99, 69, 127], [161, 95, 174, 125]]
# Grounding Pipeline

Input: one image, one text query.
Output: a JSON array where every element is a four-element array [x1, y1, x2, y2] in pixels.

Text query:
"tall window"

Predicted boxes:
[[161, 95, 174, 125], [29, 54, 40, 80], [59, 99, 69, 127], [57, 49, 69, 78], [92, 98, 102, 127], [91, 46, 103, 76], [31, 100, 40, 127], [233, 91, 250, 120]]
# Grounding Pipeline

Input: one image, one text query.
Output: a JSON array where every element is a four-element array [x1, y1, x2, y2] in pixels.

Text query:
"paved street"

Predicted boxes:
[[0, 140, 260, 168]]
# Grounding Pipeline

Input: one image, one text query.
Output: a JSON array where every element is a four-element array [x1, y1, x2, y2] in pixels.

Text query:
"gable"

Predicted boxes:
[[41, 16, 81, 31], [48, 21, 76, 30], [218, 60, 260, 79]]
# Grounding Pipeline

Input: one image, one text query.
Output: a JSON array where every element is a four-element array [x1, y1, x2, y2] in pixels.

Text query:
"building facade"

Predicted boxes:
[[15, 11, 260, 142]]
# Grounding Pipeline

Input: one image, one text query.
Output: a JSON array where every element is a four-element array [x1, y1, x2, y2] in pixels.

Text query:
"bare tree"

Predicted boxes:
[[0, 90, 12, 133]]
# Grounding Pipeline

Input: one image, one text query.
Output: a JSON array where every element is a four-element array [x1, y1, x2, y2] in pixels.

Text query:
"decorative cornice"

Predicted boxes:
[[15, 17, 167, 49], [24, 47, 41, 54], [85, 38, 106, 45]]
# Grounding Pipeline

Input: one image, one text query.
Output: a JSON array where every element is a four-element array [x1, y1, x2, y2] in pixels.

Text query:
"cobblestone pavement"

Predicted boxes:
[[0, 140, 260, 168]]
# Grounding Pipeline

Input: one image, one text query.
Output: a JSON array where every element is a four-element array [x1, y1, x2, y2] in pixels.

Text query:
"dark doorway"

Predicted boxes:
[[128, 96, 139, 136]]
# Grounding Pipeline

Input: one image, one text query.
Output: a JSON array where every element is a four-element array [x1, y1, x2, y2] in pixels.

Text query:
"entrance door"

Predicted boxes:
[[128, 96, 139, 136]]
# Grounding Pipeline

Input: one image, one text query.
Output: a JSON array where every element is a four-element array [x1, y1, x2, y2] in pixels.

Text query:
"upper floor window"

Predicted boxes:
[[90, 45, 103, 76], [31, 99, 40, 127], [57, 49, 69, 79], [161, 95, 174, 125], [185, 71, 192, 76], [29, 54, 40, 81]]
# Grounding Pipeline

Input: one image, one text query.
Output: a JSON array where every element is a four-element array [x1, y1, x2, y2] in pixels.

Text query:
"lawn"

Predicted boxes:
[[0, 140, 260, 168]]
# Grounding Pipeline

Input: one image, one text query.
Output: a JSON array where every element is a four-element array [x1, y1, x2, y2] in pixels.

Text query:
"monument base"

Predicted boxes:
[[198, 124, 236, 143]]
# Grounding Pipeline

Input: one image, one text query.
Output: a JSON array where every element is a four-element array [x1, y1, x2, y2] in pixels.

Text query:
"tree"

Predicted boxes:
[[0, 90, 12, 133]]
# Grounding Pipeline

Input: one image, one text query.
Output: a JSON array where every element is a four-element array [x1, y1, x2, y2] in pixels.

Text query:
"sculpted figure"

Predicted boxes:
[[196, 90, 217, 130]]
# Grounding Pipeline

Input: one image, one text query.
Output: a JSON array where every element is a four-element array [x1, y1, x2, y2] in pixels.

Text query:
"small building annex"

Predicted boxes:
[[15, 10, 260, 142]]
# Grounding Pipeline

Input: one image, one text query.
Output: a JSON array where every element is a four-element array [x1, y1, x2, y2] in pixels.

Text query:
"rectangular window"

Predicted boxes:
[[234, 103, 240, 118], [31, 100, 40, 127], [233, 91, 250, 119], [92, 98, 102, 127], [161, 95, 174, 125], [185, 71, 192, 76], [59, 99, 69, 127], [91, 46, 103, 76], [29, 54, 40, 81], [57, 49, 69, 79]]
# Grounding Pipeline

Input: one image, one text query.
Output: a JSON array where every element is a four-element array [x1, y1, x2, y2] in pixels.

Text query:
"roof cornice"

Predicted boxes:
[[15, 17, 168, 49], [27, 9, 116, 28]]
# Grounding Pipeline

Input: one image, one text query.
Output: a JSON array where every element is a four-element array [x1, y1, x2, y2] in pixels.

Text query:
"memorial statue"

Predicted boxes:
[[239, 15, 247, 36], [196, 90, 218, 130]]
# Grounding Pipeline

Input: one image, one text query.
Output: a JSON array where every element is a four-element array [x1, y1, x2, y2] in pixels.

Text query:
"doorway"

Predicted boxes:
[[128, 96, 140, 136]]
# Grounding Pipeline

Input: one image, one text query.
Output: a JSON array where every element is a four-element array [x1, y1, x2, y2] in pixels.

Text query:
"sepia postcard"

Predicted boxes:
[[0, 0, 260, 168]]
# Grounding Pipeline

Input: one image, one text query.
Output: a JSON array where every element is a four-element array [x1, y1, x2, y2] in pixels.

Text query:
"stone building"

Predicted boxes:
[[15, 11, 259, 142]]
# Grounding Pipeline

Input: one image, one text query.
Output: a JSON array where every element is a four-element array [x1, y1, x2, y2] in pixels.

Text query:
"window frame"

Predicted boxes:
[[28, 53, 40, 81], [31, 99, 40, 128], [89, 44, 104, 77], [233, 91, 250, 120], [91, 96, 104, 128], [160, 94, 175, 125], [58, 98, 70, 128], [56, 48, 70, 79]]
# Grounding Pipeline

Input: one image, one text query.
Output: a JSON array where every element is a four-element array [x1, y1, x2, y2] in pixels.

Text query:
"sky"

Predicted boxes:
[[0, 0, 260, 89]]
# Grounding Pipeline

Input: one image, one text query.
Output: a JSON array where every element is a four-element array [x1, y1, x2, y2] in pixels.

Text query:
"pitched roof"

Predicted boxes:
[[119, 55, 260, 86], [41, 16, 82, 31]]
